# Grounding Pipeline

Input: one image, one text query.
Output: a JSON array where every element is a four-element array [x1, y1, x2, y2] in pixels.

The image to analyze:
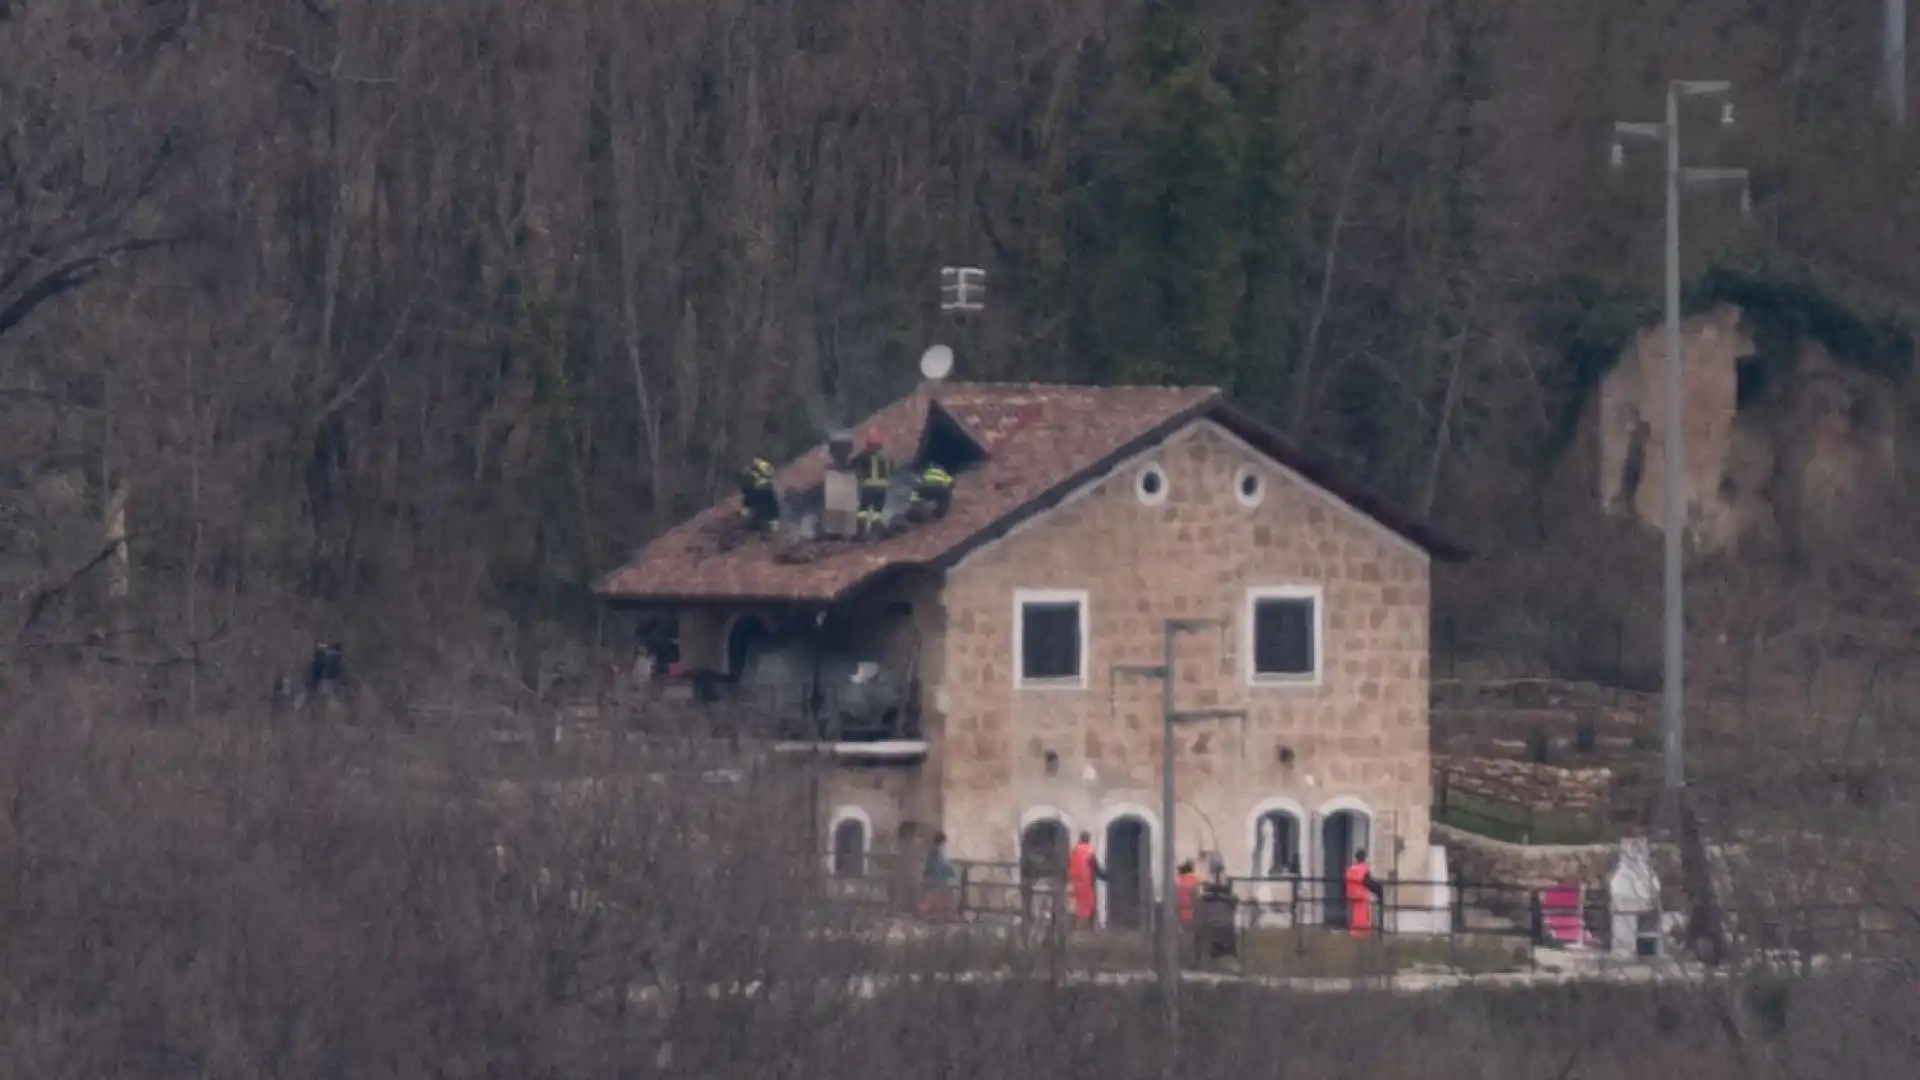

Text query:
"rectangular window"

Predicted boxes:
[[1247, 586, 1322, 685], [1015, 590, 1088, 688]]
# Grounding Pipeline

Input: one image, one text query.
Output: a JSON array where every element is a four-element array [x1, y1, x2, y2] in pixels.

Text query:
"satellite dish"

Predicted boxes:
[[919, 344, 954, 381]]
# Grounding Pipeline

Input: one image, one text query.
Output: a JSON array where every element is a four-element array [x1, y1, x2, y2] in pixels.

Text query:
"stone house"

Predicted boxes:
[[595, 381, 1465, 927]]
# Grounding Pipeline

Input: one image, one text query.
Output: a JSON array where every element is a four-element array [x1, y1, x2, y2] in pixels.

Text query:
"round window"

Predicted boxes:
[[1136, 463, 1169, 505], [1234, 465, 1265, 507]]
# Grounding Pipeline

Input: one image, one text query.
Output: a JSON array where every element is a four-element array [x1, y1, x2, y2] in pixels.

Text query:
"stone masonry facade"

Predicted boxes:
[[928, 420, 1433, 899]]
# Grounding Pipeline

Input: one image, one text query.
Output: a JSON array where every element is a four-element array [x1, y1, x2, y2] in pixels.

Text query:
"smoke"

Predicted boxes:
[[778, 487, 823, 540], [880, 474, 915, 526]]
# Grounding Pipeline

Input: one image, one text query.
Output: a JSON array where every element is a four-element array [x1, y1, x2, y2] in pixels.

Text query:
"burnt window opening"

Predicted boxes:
[[1018, 598, 1084, 684], [1250, 594, 1317, 680], [1735, 356, 1767, 410], [913, 403, 989, 475], [725, 615, 772, 679], [636, 615, 680, 675]]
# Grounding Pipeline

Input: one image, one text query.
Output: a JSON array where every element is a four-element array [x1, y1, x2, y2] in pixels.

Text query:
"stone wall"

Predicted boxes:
[[1435, 824, 1642, 890], [1433, 754, 1613, 815], [818, 761, 929, 861], [931, 419, 1434, 887], [1431, 677, 1654, 713]]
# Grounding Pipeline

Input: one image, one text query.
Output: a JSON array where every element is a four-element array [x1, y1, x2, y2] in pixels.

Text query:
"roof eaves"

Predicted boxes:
[[599, 591, 840, 608]]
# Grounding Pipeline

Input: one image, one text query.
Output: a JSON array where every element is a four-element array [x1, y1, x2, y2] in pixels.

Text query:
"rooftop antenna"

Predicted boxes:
[[934, 265, 986, 381], [939, 266, 986, 315]]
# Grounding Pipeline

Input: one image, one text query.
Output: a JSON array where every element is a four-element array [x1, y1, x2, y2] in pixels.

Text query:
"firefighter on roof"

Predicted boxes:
[[910, 463, 954, 521], [736, 457, 780, 532], [851, 432, 890, 537]]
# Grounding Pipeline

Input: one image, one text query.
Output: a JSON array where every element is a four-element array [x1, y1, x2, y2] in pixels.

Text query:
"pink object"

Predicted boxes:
[[1540, 884, 1586, 948]]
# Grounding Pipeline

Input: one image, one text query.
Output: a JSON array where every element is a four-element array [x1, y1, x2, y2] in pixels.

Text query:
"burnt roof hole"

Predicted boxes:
[[914, 406, 989, 474], [1735, 356, 1766, 411]]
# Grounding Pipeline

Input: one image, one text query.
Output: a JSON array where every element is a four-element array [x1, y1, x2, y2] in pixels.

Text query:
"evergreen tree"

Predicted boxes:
[[1089, 0, 1247, 388], [1234, 0, 1306, 411]]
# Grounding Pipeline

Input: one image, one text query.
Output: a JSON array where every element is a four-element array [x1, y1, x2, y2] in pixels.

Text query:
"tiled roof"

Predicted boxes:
[[594, 381, 1463, 605]]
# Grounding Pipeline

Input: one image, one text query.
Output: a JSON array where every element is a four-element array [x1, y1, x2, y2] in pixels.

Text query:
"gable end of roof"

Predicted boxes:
[[931, 396, 1467, 568], [928, 392, 1224, 571]]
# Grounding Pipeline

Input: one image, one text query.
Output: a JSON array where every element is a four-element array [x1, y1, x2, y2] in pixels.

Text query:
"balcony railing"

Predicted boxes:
[[603, 669, 923, 746]]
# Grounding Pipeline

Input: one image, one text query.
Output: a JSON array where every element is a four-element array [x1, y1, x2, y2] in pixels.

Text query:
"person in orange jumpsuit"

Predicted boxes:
[[1345, 849, 1385, 937], [1066, 831, 1104, 928], [1175, 860, 1200, 926]]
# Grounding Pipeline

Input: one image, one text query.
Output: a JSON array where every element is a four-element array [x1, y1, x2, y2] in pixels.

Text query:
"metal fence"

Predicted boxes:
[[810, 852, 1066, 925], [800, 856, 1903, 972]]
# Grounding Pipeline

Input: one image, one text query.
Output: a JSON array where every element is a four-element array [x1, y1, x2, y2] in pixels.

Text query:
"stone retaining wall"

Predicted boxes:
[[1430, 677, 1655, 713], [1433, 754, 1614, 815], [1435, 824, 1681, 891]]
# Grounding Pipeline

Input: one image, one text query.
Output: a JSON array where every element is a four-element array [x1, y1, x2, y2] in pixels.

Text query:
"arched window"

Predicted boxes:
[[1253, 810, 1301, 876], [724, 614, 773, 678], [1020, 818, 1069, 881], [830, 814, 869, 877]]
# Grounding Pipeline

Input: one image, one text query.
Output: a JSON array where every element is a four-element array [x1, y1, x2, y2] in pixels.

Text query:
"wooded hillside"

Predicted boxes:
[[5, 0, 1917, 706]]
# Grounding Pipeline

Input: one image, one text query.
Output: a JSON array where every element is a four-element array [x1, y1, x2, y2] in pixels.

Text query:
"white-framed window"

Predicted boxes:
[[1135, 462, 1169, 506], [1245, 585, 1323, 686], [1014, 589, 1089, 689], [1233, 464, 1265, 507]]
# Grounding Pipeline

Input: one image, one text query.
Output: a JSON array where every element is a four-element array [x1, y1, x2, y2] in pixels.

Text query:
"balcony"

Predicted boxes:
[[618, 660, 927, 762]]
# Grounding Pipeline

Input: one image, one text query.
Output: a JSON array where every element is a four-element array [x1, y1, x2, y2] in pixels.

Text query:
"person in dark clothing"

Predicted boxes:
[[920, 830, 959, 917], [736, 457, 780, 532], [305, 641, 346, 709], [850, 433, 890, 537]]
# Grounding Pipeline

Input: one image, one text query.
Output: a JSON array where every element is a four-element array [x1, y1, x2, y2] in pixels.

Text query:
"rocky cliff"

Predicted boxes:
[[1593, 303, 1903, 554]]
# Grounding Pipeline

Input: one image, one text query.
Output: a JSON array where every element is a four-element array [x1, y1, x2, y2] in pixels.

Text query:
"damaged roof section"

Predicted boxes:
[[593, 382, 1465, 606]]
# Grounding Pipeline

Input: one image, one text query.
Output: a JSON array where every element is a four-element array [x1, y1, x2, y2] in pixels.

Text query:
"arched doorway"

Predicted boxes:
[[725, 614, 772, 678], [830, 810, 869, 878], [1320, 809, 1371, 925], [1103, 816, 1153, 929], [1253, 809, 1302, 877], [1020, 818, 1069, 882]]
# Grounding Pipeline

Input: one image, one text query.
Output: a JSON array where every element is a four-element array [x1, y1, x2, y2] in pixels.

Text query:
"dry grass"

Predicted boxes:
[[1062, 927, 1529, 979], [0, 702, 1915, 1079]]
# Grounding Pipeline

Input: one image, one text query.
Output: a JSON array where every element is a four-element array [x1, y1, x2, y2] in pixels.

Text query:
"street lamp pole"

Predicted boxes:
[[1113, 619, 1246, 1062], [1612, 82, 1750, 817]]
